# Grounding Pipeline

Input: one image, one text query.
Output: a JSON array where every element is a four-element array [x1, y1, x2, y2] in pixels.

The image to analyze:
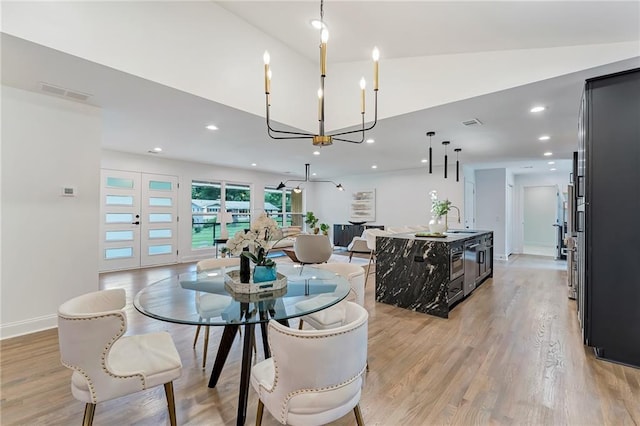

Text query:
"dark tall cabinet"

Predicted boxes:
[[576, 68, 640, 367]]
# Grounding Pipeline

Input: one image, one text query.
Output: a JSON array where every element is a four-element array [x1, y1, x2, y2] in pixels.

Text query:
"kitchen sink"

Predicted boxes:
[[445, 230, 477, 234]]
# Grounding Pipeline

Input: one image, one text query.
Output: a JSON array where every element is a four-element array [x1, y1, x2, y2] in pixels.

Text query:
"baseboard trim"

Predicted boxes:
[[0, 314, 57, 340]]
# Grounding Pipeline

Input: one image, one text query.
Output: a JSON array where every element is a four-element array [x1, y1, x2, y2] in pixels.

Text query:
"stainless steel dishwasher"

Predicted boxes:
[[464, 239, 480, 296]]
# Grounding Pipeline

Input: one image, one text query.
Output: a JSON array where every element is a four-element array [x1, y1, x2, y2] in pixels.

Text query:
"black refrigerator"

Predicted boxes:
[[576, 68, 640, 367]]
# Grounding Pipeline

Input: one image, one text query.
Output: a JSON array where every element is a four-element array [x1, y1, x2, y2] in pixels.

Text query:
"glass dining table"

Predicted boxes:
[[134, 263, 351, 426]]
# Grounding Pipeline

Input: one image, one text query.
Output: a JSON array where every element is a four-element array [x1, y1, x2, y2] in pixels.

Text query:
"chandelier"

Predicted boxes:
[[276, 164, 344, 193], [263, 0, 379, 146]]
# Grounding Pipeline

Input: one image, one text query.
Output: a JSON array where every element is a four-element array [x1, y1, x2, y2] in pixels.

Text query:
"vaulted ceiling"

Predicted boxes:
[[2, 1, 639, 179]]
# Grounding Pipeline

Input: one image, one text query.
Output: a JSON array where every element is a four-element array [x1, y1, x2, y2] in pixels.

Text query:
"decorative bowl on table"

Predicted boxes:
[[224, 270, 287, 294], [223, 284, 288, 303]]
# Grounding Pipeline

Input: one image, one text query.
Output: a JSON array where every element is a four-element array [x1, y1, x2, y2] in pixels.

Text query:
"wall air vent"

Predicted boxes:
[[462, 118, 483, 126], [39, 82, 91, 102]]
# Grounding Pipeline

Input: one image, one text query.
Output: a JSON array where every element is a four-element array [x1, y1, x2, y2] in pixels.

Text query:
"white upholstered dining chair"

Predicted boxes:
[[296, 262, 365, 330], [57, 288, 182, 426], [251, 302, 368, 426], [194, 257, 240, 369]]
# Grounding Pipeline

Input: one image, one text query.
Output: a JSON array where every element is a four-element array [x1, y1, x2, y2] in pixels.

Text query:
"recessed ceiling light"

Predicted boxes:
[[538, 135, 550, 141], [544, 152, 553, 156], [371, 165, 378, 169], [251, 163, 257, 167], [366, 138, 375, 144], [421, 159, 428, 163], [530, 106, 546, 113], [206, 124, 218, 130], [548, 161, 555, 165], [313, 151, 320, 155], [152, 147, 162, 152], [550, 168, 557, 171]]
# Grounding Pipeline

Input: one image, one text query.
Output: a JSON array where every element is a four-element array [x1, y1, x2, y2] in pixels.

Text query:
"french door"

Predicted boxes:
[[99, 169, 179, 271]]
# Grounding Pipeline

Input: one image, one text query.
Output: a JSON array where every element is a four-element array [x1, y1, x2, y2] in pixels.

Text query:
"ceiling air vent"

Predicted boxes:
[[462, 118, 483, 126], [40, 82, 91, 102]]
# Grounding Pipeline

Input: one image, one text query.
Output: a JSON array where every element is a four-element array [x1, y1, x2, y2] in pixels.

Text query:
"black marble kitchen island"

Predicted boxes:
[[375, 230, 493, 318]]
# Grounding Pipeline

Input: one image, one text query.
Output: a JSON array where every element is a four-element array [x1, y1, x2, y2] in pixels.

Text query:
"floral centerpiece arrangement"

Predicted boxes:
[[429, 190, 452, 218], [429, 190, 451, 234], [226, 213, 280, 282]]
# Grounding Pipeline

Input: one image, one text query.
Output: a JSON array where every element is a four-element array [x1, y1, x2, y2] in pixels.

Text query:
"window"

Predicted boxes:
[[264, 187, 303, 227], [191, 180, 221, 249], [191, 181, 253, 249], [225, 183, 252, 237]]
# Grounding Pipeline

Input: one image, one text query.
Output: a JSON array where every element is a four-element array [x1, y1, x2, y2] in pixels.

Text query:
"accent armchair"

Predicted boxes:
[[251, 302, 368, 425], [57, 288, 182, 426]]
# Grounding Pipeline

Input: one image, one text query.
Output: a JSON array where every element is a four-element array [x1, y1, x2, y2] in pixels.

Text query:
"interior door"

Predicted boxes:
[[99, 170, 142, 271], [464, 180, 475, 229], [140, 174, 179, 267], [99, 170, 178, 271]]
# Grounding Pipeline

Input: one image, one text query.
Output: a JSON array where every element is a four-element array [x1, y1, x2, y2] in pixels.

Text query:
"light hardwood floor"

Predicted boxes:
[[2, 254, 639, 425]]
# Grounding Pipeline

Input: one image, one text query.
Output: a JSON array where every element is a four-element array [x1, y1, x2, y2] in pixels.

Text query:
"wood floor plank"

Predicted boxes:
[[1, 254, 639, 425]]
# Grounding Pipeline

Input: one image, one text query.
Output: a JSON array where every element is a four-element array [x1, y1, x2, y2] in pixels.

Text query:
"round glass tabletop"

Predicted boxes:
[[134, 263, 351, 326]]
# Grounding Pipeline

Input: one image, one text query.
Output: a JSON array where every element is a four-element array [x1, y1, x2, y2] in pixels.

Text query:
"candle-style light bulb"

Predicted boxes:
[[263, 51, 271, 93], [359, 78, 366, 113], [320, 29, 329, 76], [321, 28, 329, 43], [372, 46, 380, 91]]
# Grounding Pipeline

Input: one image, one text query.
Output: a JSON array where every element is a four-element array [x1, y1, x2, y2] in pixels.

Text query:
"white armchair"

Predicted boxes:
[[293, 234, 333, 264], [251, 302, 368, 426], [57, 289, 182, 426], [346, 230, 371, 262], [297, 262, 365, 330]]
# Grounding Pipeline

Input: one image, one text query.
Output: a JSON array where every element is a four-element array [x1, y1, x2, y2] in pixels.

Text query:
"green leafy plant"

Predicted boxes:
[[305, 211, 319, 231], [320, 223, 330, 235], [429, 190, 452, 217]]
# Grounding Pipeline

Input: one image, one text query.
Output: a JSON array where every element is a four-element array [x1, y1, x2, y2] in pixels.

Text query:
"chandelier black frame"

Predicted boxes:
[[263, 0, 379, 146], [276, 163, 344, 192]]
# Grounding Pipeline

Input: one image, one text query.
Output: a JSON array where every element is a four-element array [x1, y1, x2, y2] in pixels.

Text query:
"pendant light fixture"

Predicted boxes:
[[426, 131, 435, 174], [275, 163, 344, 192], [442, 141, 450, 178], [263, 0, 380, 146], [454, 148, 462, 182]]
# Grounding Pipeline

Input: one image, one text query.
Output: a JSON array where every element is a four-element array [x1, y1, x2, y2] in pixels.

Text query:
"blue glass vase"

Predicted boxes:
[[253, 265, 277, 283]]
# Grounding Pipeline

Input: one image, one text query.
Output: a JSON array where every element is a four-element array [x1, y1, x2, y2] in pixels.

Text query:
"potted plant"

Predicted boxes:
[[219, 246, 230, 258], [320, 223, 330, 236], [305, 211, 320, 234], [429, 190, 451, 234]]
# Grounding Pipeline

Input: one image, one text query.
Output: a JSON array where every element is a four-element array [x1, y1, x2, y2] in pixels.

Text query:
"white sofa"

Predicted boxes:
[[269, 226, 302, 250]]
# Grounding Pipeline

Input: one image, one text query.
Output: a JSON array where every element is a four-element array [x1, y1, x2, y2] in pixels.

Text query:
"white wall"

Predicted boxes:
[[1, 86, 101, 338], [310, 166, 465, 234], [101, 150, 301, 262], [475, 168, 507, 259]]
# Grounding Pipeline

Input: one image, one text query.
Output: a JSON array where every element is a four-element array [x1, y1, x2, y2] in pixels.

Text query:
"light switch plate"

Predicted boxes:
[[61, 187, 77, 197]]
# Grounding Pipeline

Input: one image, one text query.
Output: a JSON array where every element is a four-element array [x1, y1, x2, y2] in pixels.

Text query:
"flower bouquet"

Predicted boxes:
[[225, 213, 284, 284]]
